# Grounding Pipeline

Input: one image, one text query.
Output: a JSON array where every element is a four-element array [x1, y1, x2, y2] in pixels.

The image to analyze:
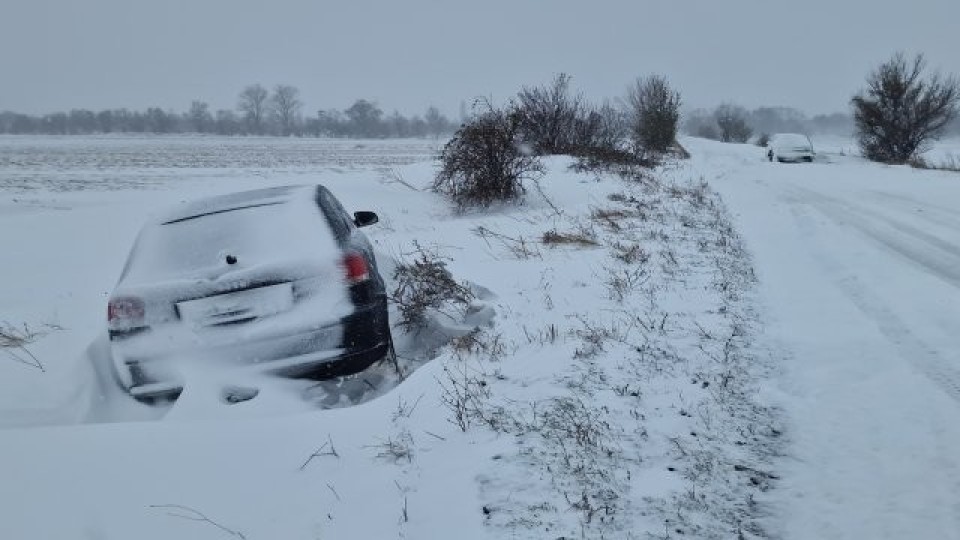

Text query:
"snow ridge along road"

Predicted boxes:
[[696, 137, 960, 540]]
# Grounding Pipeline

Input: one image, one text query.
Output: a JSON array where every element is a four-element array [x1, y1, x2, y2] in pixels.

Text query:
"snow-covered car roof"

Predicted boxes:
[[157, 184, 315, 225]]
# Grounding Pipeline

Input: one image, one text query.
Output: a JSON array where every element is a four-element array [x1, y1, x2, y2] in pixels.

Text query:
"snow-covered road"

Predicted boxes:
[[692, 138, 960, 539]]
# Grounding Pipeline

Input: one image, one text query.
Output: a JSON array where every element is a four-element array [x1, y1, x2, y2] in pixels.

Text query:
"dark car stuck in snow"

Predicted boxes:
[[106, 184, 393, 401]]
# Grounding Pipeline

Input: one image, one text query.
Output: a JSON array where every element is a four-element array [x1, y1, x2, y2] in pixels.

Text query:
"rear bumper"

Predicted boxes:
[[775, 151, 815, 162], [111, 298, 390, 397]]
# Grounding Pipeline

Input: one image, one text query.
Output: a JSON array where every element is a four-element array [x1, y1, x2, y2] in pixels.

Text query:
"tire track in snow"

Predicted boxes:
[[787, 186, 960, 290], [786, 189, 960, 405], [865, 190, 960, 232]]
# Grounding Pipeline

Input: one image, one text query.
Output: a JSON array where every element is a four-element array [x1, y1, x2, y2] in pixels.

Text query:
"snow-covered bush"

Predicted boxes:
[[390, 246, 475, 331], [514, 75, 634, 164], [514, 73, 583, 155], [434, 103, 543, 209]]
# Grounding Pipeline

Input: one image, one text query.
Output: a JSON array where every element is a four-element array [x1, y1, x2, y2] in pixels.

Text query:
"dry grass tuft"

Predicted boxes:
[[541, 229, 599, 248]]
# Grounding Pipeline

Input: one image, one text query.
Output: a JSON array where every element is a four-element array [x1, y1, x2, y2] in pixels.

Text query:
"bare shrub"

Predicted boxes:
[[368, 430, 415, 464], [852, 52, 959, 164], [473, 226, 542, 259], [569, 103, 627, 156], [605, 267, 649, 303], [537, 397, 611, 451], [450, 328, 507, 362], [515, 73, 583, 154], [434, 101, 544, 209], [437, 362, 491, 432], [755, 132, 771, 147], [391, 245, 475, 331], [569, 145, 656, 176], [609, 241, 649, 265], [1, 322, 59, 372], [571, 316, 628, 359], [625, 75, 682, 155], [714, 103, 753, 143]]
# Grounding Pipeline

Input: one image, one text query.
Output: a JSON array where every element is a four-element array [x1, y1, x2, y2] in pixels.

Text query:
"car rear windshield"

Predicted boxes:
[[122, 200, 338, 283], [773, 134, 811, 148]]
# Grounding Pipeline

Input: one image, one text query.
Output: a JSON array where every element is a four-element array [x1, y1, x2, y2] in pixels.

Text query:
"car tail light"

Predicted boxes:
[[342, 252, 370, 284], [108, 296, 145, 327]]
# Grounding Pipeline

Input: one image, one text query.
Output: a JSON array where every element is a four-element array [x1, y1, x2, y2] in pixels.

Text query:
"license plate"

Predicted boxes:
[[177, 283, 294, 326]]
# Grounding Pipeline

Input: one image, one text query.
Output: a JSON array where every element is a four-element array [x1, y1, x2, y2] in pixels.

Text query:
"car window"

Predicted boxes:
[[772, 134, 811, 148]]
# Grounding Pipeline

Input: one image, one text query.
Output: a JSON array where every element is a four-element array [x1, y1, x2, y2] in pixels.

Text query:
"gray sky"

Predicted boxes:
[[3, 0, 958, 117]]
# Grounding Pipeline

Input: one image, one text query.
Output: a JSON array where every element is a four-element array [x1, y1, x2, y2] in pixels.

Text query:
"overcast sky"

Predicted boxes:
[[3, 0, 958, 117]]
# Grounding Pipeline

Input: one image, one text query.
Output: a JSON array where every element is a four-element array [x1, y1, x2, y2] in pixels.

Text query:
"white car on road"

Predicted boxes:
[[767, 133, 815, 163]]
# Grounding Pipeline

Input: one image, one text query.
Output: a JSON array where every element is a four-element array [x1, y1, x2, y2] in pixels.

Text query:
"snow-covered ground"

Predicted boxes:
[[690, 136, 960, 539], [2, 134, 959, 539], [1, 136, 781, 539]]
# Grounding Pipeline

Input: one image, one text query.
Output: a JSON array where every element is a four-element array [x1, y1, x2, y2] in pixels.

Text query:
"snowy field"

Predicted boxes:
[[0, 135, 442, 192], [2, 135, 959, 539]]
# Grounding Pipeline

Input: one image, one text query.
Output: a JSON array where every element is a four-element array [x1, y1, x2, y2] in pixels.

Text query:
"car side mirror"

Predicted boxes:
[[354, 211, 379, 228]]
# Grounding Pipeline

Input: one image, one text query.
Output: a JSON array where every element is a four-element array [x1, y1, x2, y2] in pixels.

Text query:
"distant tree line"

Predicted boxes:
[[0, 83, 458, 138], [682, 105, 859, 142]]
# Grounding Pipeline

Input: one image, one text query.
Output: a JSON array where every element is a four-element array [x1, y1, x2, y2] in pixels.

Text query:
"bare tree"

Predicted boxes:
[[271, 84, 302, 136], [624, 75, 682, 154], [237, 84, 269, 135], [387, 111, 412, 138], [852, 52, 959, 164], [145, 107, 174, 133], [344, 99, 384, 138], [188, 101, 212, 133], [714, 103, 753, 143], [214, 109, 241, 135], [424, 106, 449, 138], [515, 73, 582, 154]]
